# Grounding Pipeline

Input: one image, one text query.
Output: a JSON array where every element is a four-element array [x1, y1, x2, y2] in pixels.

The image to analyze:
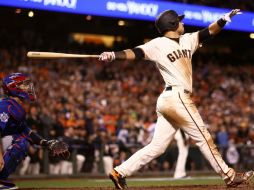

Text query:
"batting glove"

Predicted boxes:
[[222, 9, 242, 22], [99, 51, 115, 62]]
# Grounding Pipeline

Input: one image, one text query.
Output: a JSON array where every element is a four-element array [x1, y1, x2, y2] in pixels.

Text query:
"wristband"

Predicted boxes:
[[217, 18, 227, 28]]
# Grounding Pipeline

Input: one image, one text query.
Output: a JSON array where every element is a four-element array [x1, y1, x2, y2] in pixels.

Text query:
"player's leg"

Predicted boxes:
[[0, 135, 29, 189], [114, 115, 177, 177], [0, 136, 29, 179], [30, 163, 40, 175], [76, 154, 86, 173], [173, 129, 189, 179], [174, 92, 253, 187], [110, 115, 177, 189], [60, 160, 73, 174], [19, 156, 30, 175]]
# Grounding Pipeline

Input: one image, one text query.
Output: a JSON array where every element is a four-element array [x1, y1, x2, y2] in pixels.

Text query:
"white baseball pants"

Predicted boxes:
[[115, 89, 235, 182]]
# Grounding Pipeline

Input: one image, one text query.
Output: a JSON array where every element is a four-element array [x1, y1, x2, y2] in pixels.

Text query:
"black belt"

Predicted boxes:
[[165, 86, 191, 94]]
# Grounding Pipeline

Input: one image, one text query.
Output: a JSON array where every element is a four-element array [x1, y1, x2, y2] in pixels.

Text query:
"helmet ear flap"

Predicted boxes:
[[170, 21, 178, 29]]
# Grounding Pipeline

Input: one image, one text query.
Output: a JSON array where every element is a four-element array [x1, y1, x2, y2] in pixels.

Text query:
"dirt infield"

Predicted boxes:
[[20, 184, 254, 190]]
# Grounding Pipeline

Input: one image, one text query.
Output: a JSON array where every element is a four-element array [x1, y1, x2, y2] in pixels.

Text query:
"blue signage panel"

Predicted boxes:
[[0, 0, 253, 32]]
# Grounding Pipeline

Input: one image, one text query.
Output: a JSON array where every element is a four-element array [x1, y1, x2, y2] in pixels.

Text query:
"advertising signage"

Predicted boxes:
[[0, 0, 253, 32]]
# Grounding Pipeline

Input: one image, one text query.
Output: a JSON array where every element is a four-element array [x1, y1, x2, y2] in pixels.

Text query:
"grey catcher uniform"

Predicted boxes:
[[99, 9, 254, 189]]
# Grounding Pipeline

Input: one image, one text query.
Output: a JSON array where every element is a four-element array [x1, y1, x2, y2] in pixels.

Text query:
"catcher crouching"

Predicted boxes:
[[0, 73, 70, 189]]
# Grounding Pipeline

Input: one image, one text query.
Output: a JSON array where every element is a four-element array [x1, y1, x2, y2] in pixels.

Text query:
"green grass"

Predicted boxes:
[[14, 177, 226, 188]]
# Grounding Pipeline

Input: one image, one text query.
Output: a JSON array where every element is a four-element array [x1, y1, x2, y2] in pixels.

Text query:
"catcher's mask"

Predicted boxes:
[[2, 73, 36, 102], [155, 10, 185, 35]]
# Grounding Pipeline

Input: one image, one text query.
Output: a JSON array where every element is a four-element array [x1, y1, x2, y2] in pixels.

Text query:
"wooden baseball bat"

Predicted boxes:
[[27, 51, 100, 59]]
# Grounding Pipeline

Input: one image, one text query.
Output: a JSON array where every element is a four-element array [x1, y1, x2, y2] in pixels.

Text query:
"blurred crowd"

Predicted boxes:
[[0, 29, 254, 176]]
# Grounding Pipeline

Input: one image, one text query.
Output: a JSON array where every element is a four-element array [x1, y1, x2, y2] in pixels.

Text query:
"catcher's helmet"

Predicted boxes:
[[2, 73, 36, 102], [155, 10, 185, 34]]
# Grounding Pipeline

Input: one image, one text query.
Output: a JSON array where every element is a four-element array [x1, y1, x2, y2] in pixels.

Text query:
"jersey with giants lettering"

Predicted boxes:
[[0, 98, 31, 138], [138, 32, 199, 92]]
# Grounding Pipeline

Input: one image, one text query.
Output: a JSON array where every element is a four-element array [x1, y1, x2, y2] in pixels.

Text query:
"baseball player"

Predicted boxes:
[[99, 9, 254, 189], [0, 73, 70, 189]]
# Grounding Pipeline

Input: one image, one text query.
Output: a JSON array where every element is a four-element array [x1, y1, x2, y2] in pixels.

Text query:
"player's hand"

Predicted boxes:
[[0, 155, 4, 171], [99, 52, 115, 62], [222, 9, 242, 22]]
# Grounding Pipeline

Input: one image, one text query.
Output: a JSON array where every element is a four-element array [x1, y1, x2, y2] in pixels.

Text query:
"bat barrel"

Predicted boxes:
[[27, 51, 99, 59]]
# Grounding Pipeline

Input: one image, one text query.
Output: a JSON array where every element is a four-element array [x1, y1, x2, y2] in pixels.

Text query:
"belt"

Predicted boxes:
[[165, 86, 191, 94]]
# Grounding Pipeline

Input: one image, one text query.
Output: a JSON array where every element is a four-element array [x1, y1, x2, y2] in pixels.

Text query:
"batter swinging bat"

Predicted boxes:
[[27, 51, 100, 59]]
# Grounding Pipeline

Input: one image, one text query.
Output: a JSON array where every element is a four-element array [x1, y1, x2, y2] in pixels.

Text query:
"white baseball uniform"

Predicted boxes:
[[114, 32, 235, 182]]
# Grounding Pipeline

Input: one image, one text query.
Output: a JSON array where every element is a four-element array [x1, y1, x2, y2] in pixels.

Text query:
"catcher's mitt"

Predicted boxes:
[[47, 140, 70, 159]]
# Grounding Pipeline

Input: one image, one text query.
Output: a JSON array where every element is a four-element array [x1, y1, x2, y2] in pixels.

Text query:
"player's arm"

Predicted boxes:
[[21, 124, 70, 158], [98, 48, 145, 62], [199, 9, 241, 43], [27, 130, 49, 146], [20, 125, 50, 146]]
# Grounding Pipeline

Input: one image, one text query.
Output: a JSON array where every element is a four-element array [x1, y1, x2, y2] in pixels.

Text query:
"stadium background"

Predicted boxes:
[[0, 0, 254, 189]]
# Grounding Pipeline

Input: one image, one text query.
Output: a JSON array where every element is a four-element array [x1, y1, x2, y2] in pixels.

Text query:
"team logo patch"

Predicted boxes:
[[0, 112, 9, 122]]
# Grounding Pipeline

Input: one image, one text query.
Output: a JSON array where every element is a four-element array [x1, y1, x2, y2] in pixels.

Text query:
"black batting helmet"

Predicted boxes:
[[155, 10, 185, 34]]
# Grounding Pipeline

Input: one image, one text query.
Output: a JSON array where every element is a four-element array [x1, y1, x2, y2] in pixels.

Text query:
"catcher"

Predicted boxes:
[[0, 73, 70, 189]]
